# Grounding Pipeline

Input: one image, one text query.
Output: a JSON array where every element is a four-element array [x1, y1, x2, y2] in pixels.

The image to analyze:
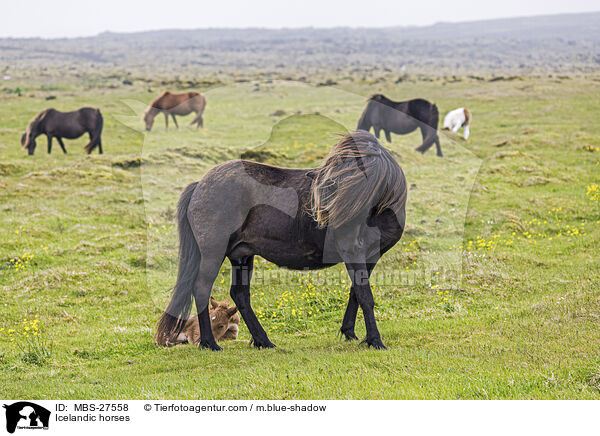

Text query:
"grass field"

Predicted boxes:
[[1, 74, 599, 399]]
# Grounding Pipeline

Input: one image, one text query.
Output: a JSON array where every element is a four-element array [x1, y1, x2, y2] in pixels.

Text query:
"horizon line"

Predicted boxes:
[[1, 10, 598, 41]]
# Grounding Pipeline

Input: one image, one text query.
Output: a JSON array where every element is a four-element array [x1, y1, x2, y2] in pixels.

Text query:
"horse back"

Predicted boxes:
[[44, 107, 100, 138], [153, 91, 204, 113]]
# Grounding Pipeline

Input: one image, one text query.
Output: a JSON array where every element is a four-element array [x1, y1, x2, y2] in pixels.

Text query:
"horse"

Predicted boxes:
[[143, 91, 206, 131], [21, 108, 103, 155], [156, 297, 240, 346], [357, 94, 442, 157], [443, 107, 472, 140], [156, 130, 407, 351]]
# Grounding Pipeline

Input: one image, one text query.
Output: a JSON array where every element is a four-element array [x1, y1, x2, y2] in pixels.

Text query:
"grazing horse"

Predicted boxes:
[[143, 91, 206, 131], [443, 107, 472, 140], [357, 94, 442, 157], [21, 108, 103, 155], [156, 130, 407, 351]]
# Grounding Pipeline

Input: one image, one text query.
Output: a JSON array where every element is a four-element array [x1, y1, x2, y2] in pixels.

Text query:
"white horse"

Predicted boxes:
[[443, 107, 471, 140]]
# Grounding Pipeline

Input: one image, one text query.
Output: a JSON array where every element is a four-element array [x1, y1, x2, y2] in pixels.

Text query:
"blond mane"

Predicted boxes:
[[309, 131, 406, 229]]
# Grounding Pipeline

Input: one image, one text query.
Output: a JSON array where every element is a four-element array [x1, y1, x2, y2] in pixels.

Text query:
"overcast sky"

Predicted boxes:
[[1, 0, 598, 38]]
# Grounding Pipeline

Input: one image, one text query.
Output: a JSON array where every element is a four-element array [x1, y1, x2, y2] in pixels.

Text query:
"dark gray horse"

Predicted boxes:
[[357, 94, 442, 156], [156, 130, 407, 351], [21, 107, 103, 155]]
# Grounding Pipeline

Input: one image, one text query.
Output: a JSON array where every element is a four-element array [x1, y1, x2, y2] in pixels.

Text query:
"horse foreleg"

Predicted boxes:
[[384, 130, 392, 143], [340, 286, 359, 340], [229, 256, 274, 349], [171, 114, 179, 129], [56, 137, 67, 154], [345, 262, 385, 349], [340, 263, 375, 341], [164, 112, 169, 130], [374, 127, 382, 139], [47, 135, 53, 154]]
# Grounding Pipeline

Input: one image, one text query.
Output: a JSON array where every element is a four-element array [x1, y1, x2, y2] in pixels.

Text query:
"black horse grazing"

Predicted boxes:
[[156, 130, 407, 351], [21, 108, 103, 155], [357, 94, 442, 157]]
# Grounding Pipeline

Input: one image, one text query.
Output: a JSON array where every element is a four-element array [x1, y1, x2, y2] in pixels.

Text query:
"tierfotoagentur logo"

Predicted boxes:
[[2, 402, 50, 434]]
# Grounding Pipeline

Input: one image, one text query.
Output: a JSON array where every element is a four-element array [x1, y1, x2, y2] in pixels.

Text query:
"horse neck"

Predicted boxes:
[[147, 106, 160, 119], [26, 120, 42, 141]]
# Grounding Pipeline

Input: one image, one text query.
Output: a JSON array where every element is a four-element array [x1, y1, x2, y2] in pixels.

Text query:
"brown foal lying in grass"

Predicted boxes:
[[157, 297, 240, 346]]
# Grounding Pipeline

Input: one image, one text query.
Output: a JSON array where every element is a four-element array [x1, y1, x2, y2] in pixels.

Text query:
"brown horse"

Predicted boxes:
[[143, 91, 206, 131], [21, 107, 103, 155]]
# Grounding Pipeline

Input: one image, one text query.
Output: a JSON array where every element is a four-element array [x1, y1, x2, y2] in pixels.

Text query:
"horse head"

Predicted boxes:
[[143, 106, 159, 131]]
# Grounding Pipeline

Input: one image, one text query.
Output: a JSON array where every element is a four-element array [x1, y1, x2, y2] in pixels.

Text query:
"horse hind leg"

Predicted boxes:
[[84, 132, 97, 154], [384, 130, 392, 143], [189, 114, 203, 128], [171, 114, 179, 129], [56, 137, 67, 154], [415, 126, 442, 157], [433, 135, 443, 157], [192, 254, 226, 351], [229, 256, 274, 348]]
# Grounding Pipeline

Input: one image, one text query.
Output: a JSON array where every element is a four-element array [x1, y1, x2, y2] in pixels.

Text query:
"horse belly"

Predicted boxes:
[[230, 205, 332, 270], [169, 103, 192, 115], [52, 124, 85, 139], [388, 113, 418, 134]]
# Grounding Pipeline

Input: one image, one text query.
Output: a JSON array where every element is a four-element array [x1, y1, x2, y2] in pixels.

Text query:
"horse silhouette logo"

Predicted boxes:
[[2, 402, 50, 433]]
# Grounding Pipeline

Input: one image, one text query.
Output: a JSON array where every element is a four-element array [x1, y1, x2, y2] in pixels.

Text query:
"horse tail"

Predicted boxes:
[[463, 108, 472, 127], [85, 109, 103, 154], [429, 103, 439, 130], [194, 93, 206, 114], [156, 181, 200, 346]]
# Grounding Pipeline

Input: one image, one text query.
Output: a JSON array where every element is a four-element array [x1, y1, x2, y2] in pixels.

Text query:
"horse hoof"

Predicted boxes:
[[199, 341, 222, 351], [340, 329, 359, 341], [252, 338, 276, 349], [370, 342, 387, 350], [361, 337, 387, 350]]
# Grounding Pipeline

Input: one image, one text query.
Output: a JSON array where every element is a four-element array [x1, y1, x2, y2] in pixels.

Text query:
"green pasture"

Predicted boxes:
[[0, 74, 599, 399]]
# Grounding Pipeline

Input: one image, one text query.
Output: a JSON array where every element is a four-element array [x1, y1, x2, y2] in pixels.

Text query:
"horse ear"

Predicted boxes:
[[210, 296, 218, 309], [226, 307, 238, 317]]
